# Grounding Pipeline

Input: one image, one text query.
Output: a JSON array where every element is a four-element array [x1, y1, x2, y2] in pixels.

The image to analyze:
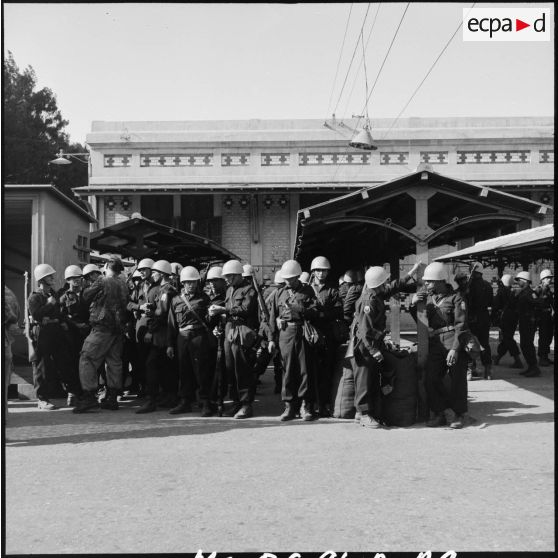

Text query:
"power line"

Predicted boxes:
[[379, 2, 476, 141], [332, 3, 372, 117], [326, 3, 354, 119]]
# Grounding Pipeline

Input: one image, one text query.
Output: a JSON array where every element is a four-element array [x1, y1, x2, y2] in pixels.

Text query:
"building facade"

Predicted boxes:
[[76, 116, 554, 279]]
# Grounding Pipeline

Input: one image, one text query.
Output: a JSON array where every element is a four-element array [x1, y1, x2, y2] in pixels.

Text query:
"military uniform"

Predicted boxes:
[[208, 289, 227, 412], [28, 288, 81, 400], [343, 283, 363, 323], [268, 282, 319, 410], [492, 282, 520, 361], [59, 288, 90, 380], [516, 286, 542, 372], [467, 276, 494, 369], [534, 283, 554, 363], [168, 289, 211, 408]]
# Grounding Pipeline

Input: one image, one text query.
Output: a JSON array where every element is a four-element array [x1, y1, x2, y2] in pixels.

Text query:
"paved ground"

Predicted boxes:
[[4, 349, 554, 554]]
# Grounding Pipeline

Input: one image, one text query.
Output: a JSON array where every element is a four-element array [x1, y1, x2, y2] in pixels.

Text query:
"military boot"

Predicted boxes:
[[224, 402, 242, 417], [100, 388, 119, 410], [168, 398, 191, 415], [72, 391, 99, 414], [301, 401, 316, 421], [426, 413, 447, 427], [280, 402, 297, 421], [136, 397, 157, 414], [512, 355, 524, 369], [201, 401, 213, 418], [234, 404, 253, 419]]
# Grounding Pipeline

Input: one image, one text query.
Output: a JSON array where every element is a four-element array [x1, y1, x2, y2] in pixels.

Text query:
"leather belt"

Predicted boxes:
[[286, 321, 302, 326], [179, 324, 205, 332], [430, 325, 455, 337]]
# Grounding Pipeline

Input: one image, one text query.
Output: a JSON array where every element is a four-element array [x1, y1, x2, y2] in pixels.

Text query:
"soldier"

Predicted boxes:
[[338, 270, 355, 303], [208, 259, 259, 419], [514, 271, 543, 377], [535, 269, 554, 367], [492, 274, 523, 369], [309, 256, 343, 417], [349, 263, 419, 428], [410, 262, 468, 429], [242, 264, 255, 287], [28, 264, 81, 410], [122, 270, 142, 393], [126, 258, 156, 397], [73, 257, 129, 413], [268, 259, 319, 421], [167, 266, 212, 416], [59, 265, 90, 406], [170, 262, 183, 292], [4, 285, 21, 418], [343, 269, 364, 324], [467, 262, 494, 380], [299, 271, 310, 285], [136, 260, 178, 413], [454, 271, 479, 381], [82, 263, 102, 288]]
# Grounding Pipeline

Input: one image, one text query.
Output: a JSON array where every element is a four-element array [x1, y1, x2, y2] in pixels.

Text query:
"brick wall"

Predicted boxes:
[[104, 196, 134, 226], [260, 194, 291, 275], [221, 194, 251, 263]]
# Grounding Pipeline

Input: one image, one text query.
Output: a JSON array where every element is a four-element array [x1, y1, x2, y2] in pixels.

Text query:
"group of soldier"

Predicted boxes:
[[13, 252, 554, 429]]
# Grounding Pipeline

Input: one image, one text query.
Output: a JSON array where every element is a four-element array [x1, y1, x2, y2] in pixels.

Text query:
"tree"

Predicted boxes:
[[3, 51, 88, 198]]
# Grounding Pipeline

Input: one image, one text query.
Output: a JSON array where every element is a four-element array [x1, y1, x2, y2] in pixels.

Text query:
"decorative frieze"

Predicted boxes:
[[221, 154, 250, 166], [380, 152, 409, 165], [261, 153, 290, 166], [140, 154, 213, 167], [539, 150, 554, 163], [420, 151, 448, 164], [457, 151, 530, 164], [104, 155, 131, 167], [298, 152, 370, 166]]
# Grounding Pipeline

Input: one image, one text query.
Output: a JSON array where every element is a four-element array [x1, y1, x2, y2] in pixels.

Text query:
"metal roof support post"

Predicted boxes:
[[415, 241, 430, 422]]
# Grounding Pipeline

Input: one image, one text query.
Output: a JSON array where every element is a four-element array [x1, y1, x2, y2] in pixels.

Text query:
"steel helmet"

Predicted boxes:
[[310, 256, 331, 271], [242, 264, 254, 277], [82, 263, 100, 276], [170, 262, 183, 275], [470, 261, 484, 274], [422, 262, 447, 282], [274, 270, 285, 284], [132, 270, 142, 279], [34, 263, 56, 282], [365, 266, 390, 289], [540, 269, 553, 281], [207, 266, 223, 281], [299, 271, 310, 284], [152, 260, 172, 275], [338, 276, 344, 286], [222, 260, 243, 276], [64, 265, 83, 280], [501, 274, 513, 287], [343, 270, 356, 284], [280, 259, 302, 279], [515, 271, 532, 283], [180, 266, 201, 282], [137, 258, 154, 270]]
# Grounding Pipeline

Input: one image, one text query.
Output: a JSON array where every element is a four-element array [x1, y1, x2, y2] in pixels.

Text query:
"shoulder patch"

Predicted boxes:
[[161, 293, 168, 302], [364, 305, 371, 314], [460, 301, 467, 311]]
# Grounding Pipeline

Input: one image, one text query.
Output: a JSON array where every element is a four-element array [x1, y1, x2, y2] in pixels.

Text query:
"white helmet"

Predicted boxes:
[[180, 266, 201, 282], [242, 264, 254, 278], [137, 258, 154, 270], [82, 263, 101, 276], [280, 260, 302, 279], [222, 260, 243, 276], [501, 274, 512, 287], [422, 262, 447, 282], [207, 266, 223, 281], [515, 271, 531, 283], [34, 263, 56, 282], [132, 270, 142, 279], [540, 269, 553, 281], [299, 271, 310, 284], [365, 266, 390, 289], [310, 256, 331, 271], [64, 265, 83, 280], [274, 270, 285, 284], [152, 260, 172, 275], [170, 262, 183, 275], [470, 261, 484, 274]]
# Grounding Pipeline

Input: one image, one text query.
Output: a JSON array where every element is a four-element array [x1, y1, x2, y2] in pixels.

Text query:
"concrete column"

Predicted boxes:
[[98, 197, 105, 229], [172, 194, 181, 228]]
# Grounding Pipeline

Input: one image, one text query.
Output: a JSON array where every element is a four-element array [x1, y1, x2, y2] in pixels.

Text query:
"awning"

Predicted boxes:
[[434, 224, 554, 265], [293, 168, 551, 276], [90, 216, 238, 265]]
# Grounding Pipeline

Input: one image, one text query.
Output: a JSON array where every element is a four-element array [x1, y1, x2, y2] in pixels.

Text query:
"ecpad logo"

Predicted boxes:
[[463, 8, 550, 41]]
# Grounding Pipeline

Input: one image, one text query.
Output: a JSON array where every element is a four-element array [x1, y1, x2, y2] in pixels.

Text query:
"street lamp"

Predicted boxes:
[[49, 150, 90, 165]]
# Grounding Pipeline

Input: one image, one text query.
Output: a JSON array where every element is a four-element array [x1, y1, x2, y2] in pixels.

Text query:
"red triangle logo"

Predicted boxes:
[[516, 19, 530, 31]]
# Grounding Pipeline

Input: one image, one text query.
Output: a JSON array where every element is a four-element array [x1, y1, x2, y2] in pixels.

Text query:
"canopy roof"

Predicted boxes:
[[293, 169, 550, 276], [90, 216, 238, 265], [434, 224, 554, 265]]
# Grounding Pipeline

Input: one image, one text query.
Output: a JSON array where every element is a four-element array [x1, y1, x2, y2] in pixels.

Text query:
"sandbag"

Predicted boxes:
[[331, 344, 356, 419]]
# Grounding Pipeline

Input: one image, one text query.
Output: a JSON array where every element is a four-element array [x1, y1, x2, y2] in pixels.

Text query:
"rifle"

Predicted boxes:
[[251, 271, 270, 326], [23, 271, 37, 362]]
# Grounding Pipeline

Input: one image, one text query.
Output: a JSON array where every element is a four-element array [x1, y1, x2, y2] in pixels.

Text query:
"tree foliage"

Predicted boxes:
[[3, 51, 88, 198]]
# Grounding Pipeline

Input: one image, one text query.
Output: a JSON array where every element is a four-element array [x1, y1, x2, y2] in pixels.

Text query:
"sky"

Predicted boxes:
[[3, 2, 554, 144]]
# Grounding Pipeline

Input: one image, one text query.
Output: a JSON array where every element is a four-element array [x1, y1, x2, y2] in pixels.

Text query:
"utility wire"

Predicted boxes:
[[326, 3, 354, 119], [332, 3, 372, 117], [379, 2, 476, 140], [361, 30, 370, 120]]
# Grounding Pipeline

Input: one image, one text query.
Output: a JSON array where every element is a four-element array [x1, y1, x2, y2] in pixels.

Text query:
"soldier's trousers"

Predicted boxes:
[[518, 318, 537, 366], [79, 327, 124, 392], [278, 324, 316, 404], [496, 310, 520, 358], [176, 329, 211, 403], [425, 334, 468, 415], [316, 335, 339, 409], [351, 346, 383, 419], [145, 345, 177, 399], [537, 311, 554, 358], [223, 338, 256, 404], [209, 335, 227, 404], [35, 324, 82, 398], [132, 341, 150, 391], [469, 314, 492, 366]]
